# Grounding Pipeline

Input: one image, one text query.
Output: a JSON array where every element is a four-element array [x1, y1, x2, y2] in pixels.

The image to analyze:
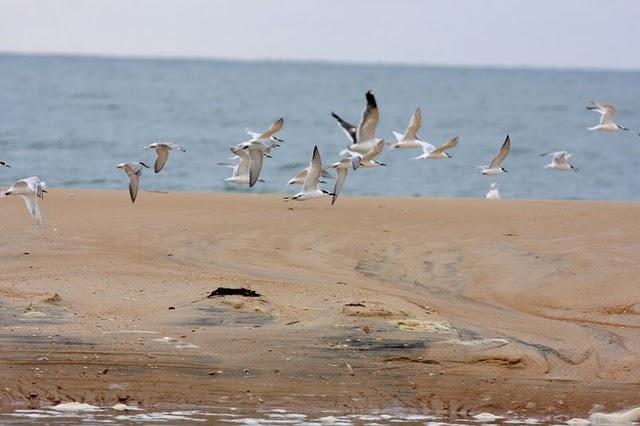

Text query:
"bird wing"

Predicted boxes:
[[303, 146, 322, 193], [402, 107, 422, 141], [154, 148, 170, 173], [588, 100, 616, 125], [128, 173, 140, 203], [331, 112, 357, 144], [332, 166, 348, 205], [417, 140, 436, 154], [248, 148, 264, 187], [489, 135, 511, 168], [356, 91, 379, 142], [19, 194, 43, 226], [257, 117, 284, 139], [291, 167, 308, 181], [362, 140, 385, 162], [430, 136, 459, 155]]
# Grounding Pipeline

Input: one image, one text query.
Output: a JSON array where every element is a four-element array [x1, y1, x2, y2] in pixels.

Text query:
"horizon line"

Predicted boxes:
[[1, 50, 639, 74]]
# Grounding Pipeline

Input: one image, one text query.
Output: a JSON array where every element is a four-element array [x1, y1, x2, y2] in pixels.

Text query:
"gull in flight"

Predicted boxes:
[[541, 151, 578, 172], [391, 108, 424, 149], [0, 161, 10, 168], [219, 148, 265, 185], [412, 136, 459, 160], [1, 176, 47, 225], [586, 101, 629, 132], [332, 91, 383, 154], [485, 183, 501, 200], [340, 140, 386, 168], [235, 118, 284, 187], [286, 166, 333, 185], [284, 146, 334, 201], [478, 135, 510, 176], [116, 162, 150, 203], [144, 142, 186, 173], [245, 117, 285, 145]]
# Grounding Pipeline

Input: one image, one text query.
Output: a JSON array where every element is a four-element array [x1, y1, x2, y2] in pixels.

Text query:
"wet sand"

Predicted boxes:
[[1, 189, 639, 419]]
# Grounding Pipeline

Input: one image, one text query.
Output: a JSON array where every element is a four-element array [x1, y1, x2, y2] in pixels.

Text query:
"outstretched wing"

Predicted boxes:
[[332, 166, 348, 205], [248, 148, 264, 187], [154, 149, 170, 173], [128, 173, 140, 203], [402, 107, 422, 141], [303, 146, 322, 193], [356, 91, 379, 143], [430, 136, 459, 155], [331, 112, 357, 144], [257, 117, 284, 139], [20, 194, 42, 226], [489, 135, 510, 168]]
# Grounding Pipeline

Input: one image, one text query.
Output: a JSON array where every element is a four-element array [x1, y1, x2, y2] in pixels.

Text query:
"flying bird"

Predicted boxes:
[[586, 101, 629, 132], [219, 148, 265, 185], [116, 162, 150, 203], [541, 151, 578, 172], [332, 91, 382, 154], [1, 176, 47, 225], [391, 108, 424, 149], [284, 146, 333, 201], [485, 183, 501, 200], [144, 142, 186, 173], [478, 135, 510, 176], [412, 136, 459, 160]]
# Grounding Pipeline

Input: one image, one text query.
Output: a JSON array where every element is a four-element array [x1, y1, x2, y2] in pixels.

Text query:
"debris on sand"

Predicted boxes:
[[43, 293, 62, 304], [51, 402, 101, 412], [207, 288, 261, 298]]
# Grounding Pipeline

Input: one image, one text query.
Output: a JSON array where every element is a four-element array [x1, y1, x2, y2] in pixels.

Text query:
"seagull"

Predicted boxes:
[[144, 142, 186, 173], [485, 183, 501, 200], [1, 176, 47, 225], [478, 135, 510, 176], [340, 140, 386, 168], [284, 146, 333, 202], [412, 136, 459, 160], [219, 148, 265, 185], [286, 166, 333, 185], [541, 151, 578, 172], [391, 108, 424, 149], [586, 101, 629, 132], [246, 117, 285, 144], [116, 162, 150, 203], [0, 161, 10, 168], [332, 91, 382, 154]]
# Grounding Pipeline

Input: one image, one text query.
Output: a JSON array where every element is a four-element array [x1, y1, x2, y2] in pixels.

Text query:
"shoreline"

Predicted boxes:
[[1, 189, 640, 418]]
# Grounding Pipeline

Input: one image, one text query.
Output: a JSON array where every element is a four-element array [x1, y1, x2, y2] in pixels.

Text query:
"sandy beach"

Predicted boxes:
[[1, 189, 639, 419]]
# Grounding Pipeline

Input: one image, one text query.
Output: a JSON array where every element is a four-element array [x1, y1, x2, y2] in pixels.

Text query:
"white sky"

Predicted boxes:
[[1, 0, 639, 70]]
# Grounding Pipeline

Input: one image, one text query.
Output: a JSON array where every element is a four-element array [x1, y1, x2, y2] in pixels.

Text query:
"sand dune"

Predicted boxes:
[[1, 190, 639, 417]]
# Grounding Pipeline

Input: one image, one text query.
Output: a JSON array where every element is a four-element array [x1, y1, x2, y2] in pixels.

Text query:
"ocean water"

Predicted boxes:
[[1, 53, 639, 201]]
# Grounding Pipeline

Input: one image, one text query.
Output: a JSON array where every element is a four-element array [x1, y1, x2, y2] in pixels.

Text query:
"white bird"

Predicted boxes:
[[286, 166, 333, 185], [1, 176, 47, 225], [245, 117, 285, 144], [116, 162, 150, 203], [391, 107, 424, 149], [0, 161, 10, 168], [485, 183, 501, 200], [218, 148, 264, 185], [478, 135, 511, 176], [144, 142, 186, 173], [541, 151, 578, 172], [586, 100, 629, 132], [332, 91, 383, 154], [284, 146, 333, 202], [340, 140, 386, 168], [412, 136, 459, 160]]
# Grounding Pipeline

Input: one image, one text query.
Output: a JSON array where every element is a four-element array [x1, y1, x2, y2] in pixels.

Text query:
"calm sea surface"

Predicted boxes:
[[1, 54, 639, 201]]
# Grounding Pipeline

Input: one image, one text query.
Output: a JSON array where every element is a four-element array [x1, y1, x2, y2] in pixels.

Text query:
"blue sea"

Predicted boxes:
[[1, 53, 639, 201]]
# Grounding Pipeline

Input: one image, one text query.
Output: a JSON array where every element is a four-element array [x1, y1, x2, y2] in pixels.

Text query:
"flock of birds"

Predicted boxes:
[[0, 92, 636, 225]]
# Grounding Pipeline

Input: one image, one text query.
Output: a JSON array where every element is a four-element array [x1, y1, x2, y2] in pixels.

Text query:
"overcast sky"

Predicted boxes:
[[1, 0, 639, 70]]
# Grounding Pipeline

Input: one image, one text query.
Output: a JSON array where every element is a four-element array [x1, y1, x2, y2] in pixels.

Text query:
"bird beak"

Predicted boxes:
[[140, 162, 150, 168]]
